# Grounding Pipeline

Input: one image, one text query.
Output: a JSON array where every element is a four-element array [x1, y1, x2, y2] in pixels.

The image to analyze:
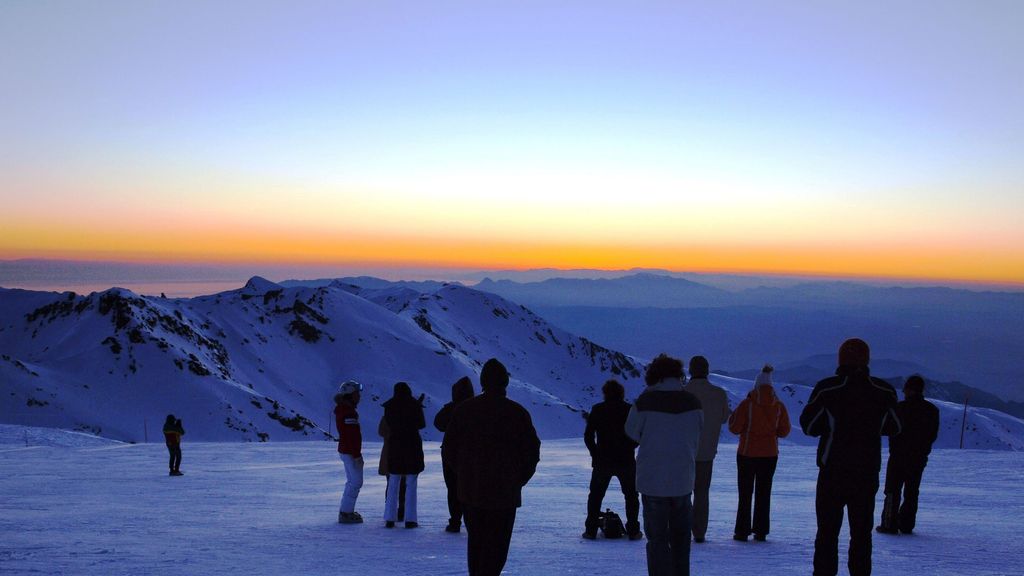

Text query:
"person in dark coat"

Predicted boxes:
[[800, 338, 901, 576], [582, 379, 640, 540], [877, 374, 940, 535], [163, 414, 185, 476], [377, 415, 406, 522], [382, 381, 426, 528], [434, 375, 476, 533], [442, 358, 541, 576]]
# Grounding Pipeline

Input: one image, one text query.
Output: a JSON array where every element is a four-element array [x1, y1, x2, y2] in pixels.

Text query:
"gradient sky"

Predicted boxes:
[[2, 1, 1022, 284]]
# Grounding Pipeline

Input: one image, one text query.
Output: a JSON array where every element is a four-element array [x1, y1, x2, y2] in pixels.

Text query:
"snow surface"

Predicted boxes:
[[1, 434, 1021, 576]]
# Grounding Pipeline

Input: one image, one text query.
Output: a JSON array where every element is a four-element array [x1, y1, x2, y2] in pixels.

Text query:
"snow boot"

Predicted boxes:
[[405, 522, 419, 529], [385, 521, 395, 528], [445, 521, 461, 533], [754, 534, 767, 542], [581, 529, 597, 540], [628, 530, 644, 541], [339, 512, 364, 524]]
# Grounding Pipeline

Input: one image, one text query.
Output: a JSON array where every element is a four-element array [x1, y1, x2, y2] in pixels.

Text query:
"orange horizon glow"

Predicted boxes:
[[3, 221, 1023, 287]]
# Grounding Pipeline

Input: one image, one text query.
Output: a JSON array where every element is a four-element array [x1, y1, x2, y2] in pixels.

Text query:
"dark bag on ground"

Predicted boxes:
[[600, 509, 625, 539]]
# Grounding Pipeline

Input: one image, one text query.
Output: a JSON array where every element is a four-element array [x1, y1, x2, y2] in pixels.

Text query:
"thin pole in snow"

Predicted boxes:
[[960, 392, 970, 449], [144, 418, 148, 443], [328, 410, 333, 438]]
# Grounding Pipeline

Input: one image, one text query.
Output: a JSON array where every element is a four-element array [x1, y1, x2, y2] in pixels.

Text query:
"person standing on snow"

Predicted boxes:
[[377, 415, 406, 522], [382, 381, 426, 529], [877, 374, 939, 535], [335, 380, 364, 524], [442, 358, 541, 576], [163, 414, 185, 476], [800, 338, 901, 576], [727, 365, 791, 542], [683, 356, 731, 543], [582, 379, 641, 540], [434, 375, 476, 533], [625, 353, 703, 576]]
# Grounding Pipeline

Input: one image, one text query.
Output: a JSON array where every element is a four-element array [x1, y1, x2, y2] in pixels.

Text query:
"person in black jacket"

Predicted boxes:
[[442, 358, 541, 576], [582, 379, 640, 540], [434, 376, 476, 533], [382, 382, 426, 528], [799, 338, 901, 576], [877, 374, 940, 535]]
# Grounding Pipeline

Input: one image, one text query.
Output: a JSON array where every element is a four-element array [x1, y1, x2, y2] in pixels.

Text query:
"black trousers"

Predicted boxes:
[[586, 462, 640, 533], [463, 505, 517, 576], [814, 469, 879, 576], [167, 445, 182, 471], [881, 455, 927, 533], [734, 455, 778, 537], [443, 464, 463, 526]]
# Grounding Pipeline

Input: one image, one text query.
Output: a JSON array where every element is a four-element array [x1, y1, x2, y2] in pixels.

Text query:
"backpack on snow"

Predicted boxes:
[[599, 509, 625, 539]]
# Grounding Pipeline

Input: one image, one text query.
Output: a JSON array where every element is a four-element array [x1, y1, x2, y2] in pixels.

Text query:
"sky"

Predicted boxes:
[[1, 1, 1022, 285]]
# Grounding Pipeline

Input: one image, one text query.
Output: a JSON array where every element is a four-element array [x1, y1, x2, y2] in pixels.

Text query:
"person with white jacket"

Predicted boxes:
[[626, 354, 703, 576]]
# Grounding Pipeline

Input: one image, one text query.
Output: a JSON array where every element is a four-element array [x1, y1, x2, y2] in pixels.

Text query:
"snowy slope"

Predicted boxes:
[[0, 279, 642, 442], [1, 436, 1021, 576]]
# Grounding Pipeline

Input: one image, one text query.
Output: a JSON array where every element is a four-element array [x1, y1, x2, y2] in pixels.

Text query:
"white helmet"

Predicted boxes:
[[338, 380, 363, 396]]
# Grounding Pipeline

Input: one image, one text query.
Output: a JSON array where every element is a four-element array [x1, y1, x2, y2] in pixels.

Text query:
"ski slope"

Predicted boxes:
[[1, 431, 1020, 575]]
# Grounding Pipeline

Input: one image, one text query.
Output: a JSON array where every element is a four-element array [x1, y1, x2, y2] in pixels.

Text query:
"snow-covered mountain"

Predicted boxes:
[[2, 277, 1022, 449], [0, 278, 640, 442]]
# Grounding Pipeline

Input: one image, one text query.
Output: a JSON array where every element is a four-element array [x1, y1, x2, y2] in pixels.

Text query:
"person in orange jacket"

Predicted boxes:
[[728, 365, 791, 541]]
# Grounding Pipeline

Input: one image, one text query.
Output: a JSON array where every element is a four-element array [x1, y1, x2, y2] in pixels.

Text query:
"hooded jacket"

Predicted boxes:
[[434, 377, 475, 435], [684, 377, 732, 461], [382, 384, 426, 475], [800, 366, 901, 475], [728, 384, 791, 458], [624, 379, 703, 497]]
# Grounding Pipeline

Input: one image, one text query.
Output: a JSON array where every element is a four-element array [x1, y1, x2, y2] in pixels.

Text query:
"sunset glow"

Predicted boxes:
[[2, 1, 1022, 284]]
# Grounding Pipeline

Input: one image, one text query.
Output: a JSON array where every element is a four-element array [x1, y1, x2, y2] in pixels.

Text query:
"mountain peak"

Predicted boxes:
[[243, 276, 282, 294]]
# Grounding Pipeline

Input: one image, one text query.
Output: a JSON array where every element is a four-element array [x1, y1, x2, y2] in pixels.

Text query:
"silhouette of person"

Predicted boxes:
[[582, 379, 641, 540], [163, 414, 184, 476], [442, 359, 541, 576], [683, 356, 731, 543], [434, 376, 475, 533], [625, 353, 703, 576], [800, 339, 900, 576], [877, 374, 939, 535], [382, 382, 426, 528]]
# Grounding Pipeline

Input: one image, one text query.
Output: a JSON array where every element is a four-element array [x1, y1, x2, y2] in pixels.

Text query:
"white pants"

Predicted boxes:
[[384, 473, 418, 522], [339, 454, 364, 513]]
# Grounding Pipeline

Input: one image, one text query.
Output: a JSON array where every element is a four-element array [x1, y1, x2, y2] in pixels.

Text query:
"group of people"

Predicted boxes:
[[329, 338, 939, 576], [333, 358, 541, 576]]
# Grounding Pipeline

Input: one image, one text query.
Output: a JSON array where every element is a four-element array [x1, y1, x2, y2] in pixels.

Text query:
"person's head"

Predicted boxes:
[[689, 355, 710, 379], [337, 380, 362, 405], [755, 364, 774, 387], [904, 374, 925, 399], [165, 414, 176, 425], [393, 381, 412, 398], [838, 338, 870, 368], [645, 353, 684, 386], [452, 376, 475, 403], [480, 358, 510, 392], [602, 379, 625, 401]]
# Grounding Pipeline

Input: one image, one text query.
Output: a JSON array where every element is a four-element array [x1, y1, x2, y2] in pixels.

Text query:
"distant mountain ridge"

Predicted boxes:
[[0, 279, 642, 442]]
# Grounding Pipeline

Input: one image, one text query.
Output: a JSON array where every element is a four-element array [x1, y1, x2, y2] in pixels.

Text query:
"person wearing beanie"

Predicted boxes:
[[163, 414, 185, 476], [382, 381, 426, 528], [877, 375, 939, 535], [800, 339, 901, 576], [442, 359, 541, 576], [683, 356, 731, 543], [625, 353, 703, 576], [334, 380, 364, 524], [727, 365, 790, 542], [434, 376, 476, 533], [582, 379, 641, 540]]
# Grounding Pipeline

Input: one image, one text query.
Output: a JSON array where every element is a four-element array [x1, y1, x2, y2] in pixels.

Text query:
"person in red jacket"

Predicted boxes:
[[728, 365, 791, 541], [335, 380, 364, 524]]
